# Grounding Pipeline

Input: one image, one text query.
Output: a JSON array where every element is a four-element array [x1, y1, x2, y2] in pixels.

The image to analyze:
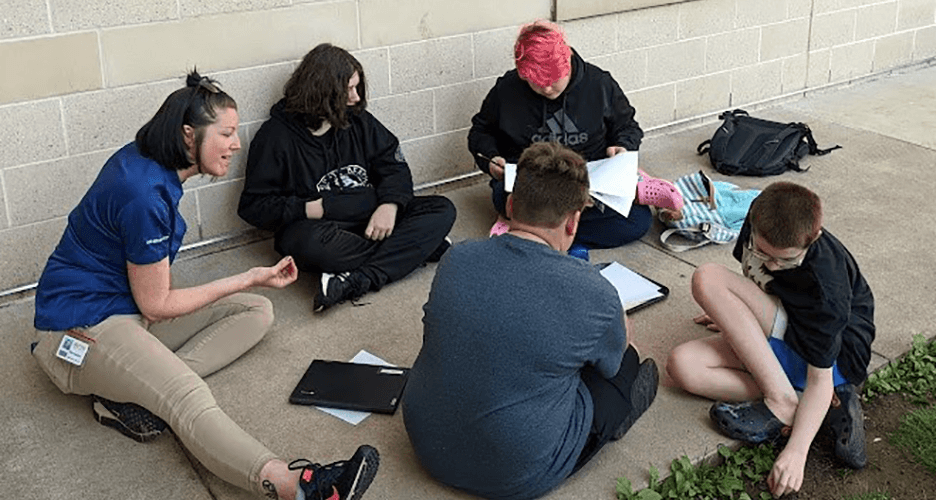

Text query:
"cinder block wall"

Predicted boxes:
[[1, 0, 935, 294]]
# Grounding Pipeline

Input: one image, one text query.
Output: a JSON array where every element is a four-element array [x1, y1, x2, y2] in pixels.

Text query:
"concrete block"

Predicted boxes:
[[731, 61, 783, 107], [678, 0, 736, 39], [180, 0, 291, 18], [212, 62, 295, 123], [675, 73, 731, 120], [368, 90, 435, 142], [0, 100, 66, 169], [761, 18, 810, 61], [646, 38, 706, 87], [0, 218, 67, 291], [100, 1, 358, 87], [807, 48, 833, 87], [736, 0, 788, 28], [0, 0, 51, 39], [0, 178, 7, 229], [591, 50, 648, 93], [179, 190, 200, 244], [855, 1, 898, 41], [0, 33, 103, 106], [811, 10, 857, 50], [830, 41, 875, 82], [915, 26, 936, 61], [898, 0, 936, 31], [358, 0, 549, 47], [814, 0, 861, 15], [873, 31, 914, 72], [705, 28, 760, 73], [4, 150, 111, 226], [389, 36, 474, 94], [781, 53, 809, 93], [434, 80, 492, 135], [787, 0, 814, 18], [473, 27, 519, 79], [627, 84, 676, 130], [62, 80, 179, 155], [353, 47, 391, 99], [50, 0, 177, 31], [562, 15, 619, 59], [618, 2, 679, 50], [196, 179, 252, 239], [402, 131, 474, 186]]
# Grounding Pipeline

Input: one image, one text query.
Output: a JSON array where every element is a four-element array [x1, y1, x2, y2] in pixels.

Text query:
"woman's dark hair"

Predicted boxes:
[[135, 70, 237, 171], [282, 43, 366, 130]]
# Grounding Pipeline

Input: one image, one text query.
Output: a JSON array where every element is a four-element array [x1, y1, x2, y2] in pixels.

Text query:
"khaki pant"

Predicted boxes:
[[32, 293, 277, 496]]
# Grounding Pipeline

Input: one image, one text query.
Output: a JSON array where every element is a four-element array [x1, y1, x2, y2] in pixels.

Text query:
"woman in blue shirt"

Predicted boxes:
[[31, 72, 378, 500]]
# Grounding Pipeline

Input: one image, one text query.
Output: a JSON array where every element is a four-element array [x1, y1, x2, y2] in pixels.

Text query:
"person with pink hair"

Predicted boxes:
[[469, 20, 682, 256]]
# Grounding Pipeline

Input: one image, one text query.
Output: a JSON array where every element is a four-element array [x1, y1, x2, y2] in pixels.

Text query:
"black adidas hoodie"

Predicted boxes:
[[238, 100, 414, 232], [468, 49, 643, 175]]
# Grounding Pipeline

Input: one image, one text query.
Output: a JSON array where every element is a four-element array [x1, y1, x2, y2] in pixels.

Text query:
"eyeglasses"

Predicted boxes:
[[746, 233, 811, 270]]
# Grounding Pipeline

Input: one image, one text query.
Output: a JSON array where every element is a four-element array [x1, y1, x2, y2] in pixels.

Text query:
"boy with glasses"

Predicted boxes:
[[667, 182, 875, 498]]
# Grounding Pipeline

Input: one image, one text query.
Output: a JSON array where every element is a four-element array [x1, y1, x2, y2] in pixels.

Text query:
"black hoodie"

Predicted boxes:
[[238, 100, 414, 232], [468, 49, 643, 175]]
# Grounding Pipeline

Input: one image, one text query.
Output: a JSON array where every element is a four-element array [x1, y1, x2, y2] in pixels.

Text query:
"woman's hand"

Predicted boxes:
[[365, 203, 398, 240], [250, 256, 299, 289], [606, 146, 628, 157]]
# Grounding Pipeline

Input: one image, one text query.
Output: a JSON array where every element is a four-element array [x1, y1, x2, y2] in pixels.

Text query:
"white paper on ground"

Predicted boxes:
[[599, 261, 663, 312], [503, 153, 638, 217], [315, 350, 394, 425]]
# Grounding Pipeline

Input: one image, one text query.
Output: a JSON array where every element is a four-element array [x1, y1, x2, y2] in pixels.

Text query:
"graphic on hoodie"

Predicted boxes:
[[530, 109, 589, 146], [316, 165, 372, 193]]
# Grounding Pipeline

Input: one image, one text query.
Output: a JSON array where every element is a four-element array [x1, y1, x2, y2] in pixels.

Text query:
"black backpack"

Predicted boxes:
[[697, 109, 841, 176]]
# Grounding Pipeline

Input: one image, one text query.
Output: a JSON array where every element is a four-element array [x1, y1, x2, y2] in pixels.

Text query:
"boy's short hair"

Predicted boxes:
[[749, 182, 823, 249], [514, 20, 572, 89], [511, 142, 589, 227]]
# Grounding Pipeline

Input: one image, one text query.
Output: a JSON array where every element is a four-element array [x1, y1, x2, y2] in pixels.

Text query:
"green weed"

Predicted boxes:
[[616, 444, 776, 500], [864, 334, 936, 404], [889, 405, 936, 476]]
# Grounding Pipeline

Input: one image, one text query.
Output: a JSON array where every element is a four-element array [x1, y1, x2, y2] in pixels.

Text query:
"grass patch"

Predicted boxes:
[[864, 334, 936, 404], [616, 444, 776, 500], [889, 405, 936, 476]]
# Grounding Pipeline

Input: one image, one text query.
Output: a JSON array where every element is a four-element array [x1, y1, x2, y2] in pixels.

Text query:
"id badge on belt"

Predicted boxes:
[[55, 329, 95, 366]]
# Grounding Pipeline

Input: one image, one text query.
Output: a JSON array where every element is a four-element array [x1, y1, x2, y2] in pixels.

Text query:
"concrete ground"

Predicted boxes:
[[3, 62, 935, 500]]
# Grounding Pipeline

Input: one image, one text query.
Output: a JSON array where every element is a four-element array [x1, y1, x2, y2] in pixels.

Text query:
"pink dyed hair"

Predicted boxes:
[[514, 20, 572, 88]]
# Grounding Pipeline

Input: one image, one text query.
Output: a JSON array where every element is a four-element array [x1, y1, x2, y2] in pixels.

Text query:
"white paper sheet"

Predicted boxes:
[[503, 153, 638, 217], [315, 350, 394, 425], [599, 261, 664, 312]]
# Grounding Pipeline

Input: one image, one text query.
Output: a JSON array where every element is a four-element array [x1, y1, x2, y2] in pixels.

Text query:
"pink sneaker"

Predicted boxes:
[[489, 218, 510, 237]]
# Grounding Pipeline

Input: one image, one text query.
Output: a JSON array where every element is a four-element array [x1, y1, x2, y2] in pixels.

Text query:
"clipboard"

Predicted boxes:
[[289, 360, 409, 414], [597, 262, 669, 314]]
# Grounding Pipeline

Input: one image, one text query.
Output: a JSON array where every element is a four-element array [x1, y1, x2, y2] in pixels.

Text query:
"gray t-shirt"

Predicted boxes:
[[403, 235, 626, 500]]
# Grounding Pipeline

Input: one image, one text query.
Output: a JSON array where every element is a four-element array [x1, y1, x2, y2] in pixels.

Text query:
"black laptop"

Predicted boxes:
[[289, 360, 410, 414]]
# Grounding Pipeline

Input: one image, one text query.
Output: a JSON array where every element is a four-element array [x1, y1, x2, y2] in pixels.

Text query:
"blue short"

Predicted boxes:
[[768, 300, 848, 391]]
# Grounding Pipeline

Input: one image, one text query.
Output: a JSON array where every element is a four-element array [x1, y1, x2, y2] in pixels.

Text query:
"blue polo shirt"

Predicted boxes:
[[34, 143, 186, 331]]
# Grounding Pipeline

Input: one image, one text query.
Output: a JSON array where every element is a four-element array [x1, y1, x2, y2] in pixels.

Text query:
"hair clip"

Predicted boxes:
[[197, 77, 220, 94]]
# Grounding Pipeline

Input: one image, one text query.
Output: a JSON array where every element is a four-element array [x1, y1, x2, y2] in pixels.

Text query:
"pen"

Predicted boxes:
[[475, 152, 499, 165]]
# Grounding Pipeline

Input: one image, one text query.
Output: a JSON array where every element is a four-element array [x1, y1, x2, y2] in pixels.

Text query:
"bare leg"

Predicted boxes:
[[259, 459, 300, 500], [686, 263, 798, 424], [668, 334, 762, 401]]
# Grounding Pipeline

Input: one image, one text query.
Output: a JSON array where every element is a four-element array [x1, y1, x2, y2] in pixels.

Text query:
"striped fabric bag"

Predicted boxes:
[[659, 171, 760, 252]]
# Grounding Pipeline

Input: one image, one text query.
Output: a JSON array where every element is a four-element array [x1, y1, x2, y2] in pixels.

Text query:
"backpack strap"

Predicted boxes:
[[800, 124, 842, 156], [659, 223, 736, 252], [697, 139, 711, 155]]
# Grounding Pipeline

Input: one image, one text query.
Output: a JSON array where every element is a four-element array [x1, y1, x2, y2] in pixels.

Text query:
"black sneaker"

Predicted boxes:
[[313, 272, 371, 313], [426, 237, 452, 263], [92, 395, 168, 443], [291, 445, 380, 500], [826, 383, 867, 469], [613, 358, 660, 440]]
